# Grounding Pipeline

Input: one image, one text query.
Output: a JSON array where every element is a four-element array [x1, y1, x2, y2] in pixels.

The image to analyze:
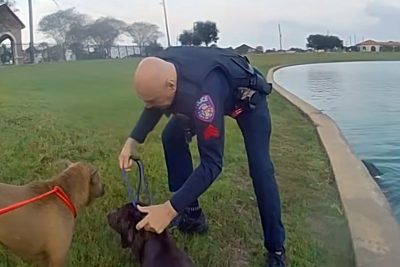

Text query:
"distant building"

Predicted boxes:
[[0, 4, 25, 64], [234, 44, 256, 55], [357, 40, 400, 52]]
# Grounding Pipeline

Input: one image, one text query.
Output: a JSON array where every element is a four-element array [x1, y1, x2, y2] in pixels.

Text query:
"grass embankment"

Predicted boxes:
[[2, 52, 398, 266]]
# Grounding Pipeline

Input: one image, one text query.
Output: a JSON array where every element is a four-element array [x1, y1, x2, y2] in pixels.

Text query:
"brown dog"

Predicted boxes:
[[0, 161, 105, 267], [107, 202, 195, 267]]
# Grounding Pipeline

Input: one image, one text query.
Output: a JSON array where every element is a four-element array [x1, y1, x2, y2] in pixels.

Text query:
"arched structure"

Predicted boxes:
[[0, 4, 25, 65]]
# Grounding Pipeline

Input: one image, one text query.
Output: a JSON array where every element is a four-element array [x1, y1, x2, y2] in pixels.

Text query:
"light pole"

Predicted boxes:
[[161, 0, 171, 47], [28, 0, 34, 63], [27, 0, 59, 64], [278, 24, 282, 51]]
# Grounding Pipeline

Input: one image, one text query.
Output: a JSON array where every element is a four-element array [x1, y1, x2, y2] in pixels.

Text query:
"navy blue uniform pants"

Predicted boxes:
[[161, 98, 285, 252]]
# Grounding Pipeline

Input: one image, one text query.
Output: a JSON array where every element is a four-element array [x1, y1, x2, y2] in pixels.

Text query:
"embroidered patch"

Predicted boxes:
[[195, 95, 215, 122], [204, 124, 220, 140]]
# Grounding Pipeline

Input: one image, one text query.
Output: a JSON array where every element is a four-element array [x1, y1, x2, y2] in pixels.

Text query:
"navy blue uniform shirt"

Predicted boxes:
[[130, 68, 233, 212]]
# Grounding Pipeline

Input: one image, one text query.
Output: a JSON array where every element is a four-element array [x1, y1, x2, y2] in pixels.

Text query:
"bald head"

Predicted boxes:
[[133, 57, 177, 108]]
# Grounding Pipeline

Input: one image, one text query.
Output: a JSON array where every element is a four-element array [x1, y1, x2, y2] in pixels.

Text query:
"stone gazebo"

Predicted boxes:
[[0, 4, 25, 64]]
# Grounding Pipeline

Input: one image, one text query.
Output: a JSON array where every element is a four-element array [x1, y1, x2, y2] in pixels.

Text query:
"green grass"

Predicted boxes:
[[1, 52, 399, 267]]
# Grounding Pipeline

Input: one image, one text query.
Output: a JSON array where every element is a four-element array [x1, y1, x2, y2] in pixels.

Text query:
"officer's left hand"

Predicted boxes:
[[136, 201, 178, 234]]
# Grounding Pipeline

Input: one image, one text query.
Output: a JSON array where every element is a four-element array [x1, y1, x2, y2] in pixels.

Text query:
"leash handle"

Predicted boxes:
[[121, 157, 153, 205], [121, 169, 136, 204], [134, 158, 154, 205]]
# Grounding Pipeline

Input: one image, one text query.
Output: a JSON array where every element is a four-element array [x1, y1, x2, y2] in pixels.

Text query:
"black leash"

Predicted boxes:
[[121, 157, 153, 206]]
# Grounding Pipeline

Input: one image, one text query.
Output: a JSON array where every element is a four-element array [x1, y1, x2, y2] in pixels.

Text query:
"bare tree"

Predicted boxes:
[[38, 8, 89, 45], [126, 22, 163, 53], [38, 8, 89, 60], [86, 17, 127, 58]]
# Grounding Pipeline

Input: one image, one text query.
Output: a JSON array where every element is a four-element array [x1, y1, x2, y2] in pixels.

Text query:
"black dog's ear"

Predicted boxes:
[[120, 220, 135, 248]]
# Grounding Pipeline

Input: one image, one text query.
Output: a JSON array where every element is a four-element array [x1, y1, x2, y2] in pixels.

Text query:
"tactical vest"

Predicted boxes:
[[156, 46, 272, 97]]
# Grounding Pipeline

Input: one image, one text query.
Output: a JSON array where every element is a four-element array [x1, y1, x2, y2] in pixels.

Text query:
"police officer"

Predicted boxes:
[[118, 46, 286, 267]]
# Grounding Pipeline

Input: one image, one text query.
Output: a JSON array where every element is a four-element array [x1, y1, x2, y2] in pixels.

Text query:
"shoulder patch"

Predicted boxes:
[[195, 95, 215, 122]]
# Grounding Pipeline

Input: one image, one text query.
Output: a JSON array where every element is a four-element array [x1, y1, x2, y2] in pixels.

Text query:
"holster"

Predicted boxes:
[[229, 57, 272, 114], [174, 114, 195, 143]]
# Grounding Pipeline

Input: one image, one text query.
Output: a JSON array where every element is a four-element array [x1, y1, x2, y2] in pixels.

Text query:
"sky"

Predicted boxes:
[[8, 0, 400, 49]]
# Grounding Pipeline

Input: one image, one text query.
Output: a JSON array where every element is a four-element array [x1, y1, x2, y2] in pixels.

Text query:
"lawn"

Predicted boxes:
[[1, 52, 399, 267]]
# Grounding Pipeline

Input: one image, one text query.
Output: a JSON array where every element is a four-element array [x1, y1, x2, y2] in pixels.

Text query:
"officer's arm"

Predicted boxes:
[[130, 107, 163, 143], [170, 70, 228, 213]]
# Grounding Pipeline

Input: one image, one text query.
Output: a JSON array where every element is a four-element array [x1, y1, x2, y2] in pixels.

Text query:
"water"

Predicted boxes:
[[274, 61, 400, 222]]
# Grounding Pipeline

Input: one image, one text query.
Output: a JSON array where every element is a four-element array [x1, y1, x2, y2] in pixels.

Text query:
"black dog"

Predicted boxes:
[[107, 202, 195, 267]]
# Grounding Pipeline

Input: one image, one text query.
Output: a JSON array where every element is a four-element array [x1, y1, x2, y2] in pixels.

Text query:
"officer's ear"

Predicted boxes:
[[166, 78, 176, 93]]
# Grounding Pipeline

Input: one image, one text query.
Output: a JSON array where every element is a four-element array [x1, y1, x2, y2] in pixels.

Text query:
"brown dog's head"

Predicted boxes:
[[56, 161, 105, 208], [107, 202, 146, 249], [86, 164, 105, 203]]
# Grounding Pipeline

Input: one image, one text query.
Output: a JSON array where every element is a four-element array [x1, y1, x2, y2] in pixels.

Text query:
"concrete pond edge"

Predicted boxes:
[[267, 64, 400, 267]]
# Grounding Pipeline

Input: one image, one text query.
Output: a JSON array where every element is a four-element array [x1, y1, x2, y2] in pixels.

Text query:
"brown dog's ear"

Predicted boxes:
[[54, 159, 73, 171], [89, 166, 99, 183]]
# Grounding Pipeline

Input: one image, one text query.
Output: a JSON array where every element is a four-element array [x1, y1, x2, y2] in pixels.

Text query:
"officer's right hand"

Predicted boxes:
[[119, 137, 139, 171]]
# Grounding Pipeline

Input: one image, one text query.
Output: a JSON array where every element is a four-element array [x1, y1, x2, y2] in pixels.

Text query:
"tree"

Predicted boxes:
[[38, 8, 89, 45], [66, 23, 89, 44], [255, 46, 264, 53], [178, 30, 202, 46], [0, 0, 18, 12], [0, 0, 13, 7], [306, 34, 344, 51], [193, 21, 219, 46], [86, 17, 127, 58], [179, 30, 193, 46], [289, 47, 306, 52], [192, 32, 202, 46], [144, 41, 163, 56], [47, 44, 64, 62], [126, 22, 163, 52], [66, 22, 89, 58], [38, 8, 89, 60]]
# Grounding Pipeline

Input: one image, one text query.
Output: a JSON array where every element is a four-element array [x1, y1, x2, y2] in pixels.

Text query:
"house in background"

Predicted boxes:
[[357, 40, 400, 52], [234, 44, 256, 55]]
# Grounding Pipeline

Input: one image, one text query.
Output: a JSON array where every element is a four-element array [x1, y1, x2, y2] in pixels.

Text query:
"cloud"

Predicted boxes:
[[364, 1, 400, 40]]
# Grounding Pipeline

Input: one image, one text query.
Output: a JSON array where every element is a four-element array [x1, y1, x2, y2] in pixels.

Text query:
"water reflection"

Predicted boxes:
[[274, 61, 400, 222], [307, 69, 343, 111]]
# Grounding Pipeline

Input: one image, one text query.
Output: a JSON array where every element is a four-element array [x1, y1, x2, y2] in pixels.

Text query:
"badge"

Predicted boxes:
[[203, 124, 220, 140], [195, 95, 215, 122]]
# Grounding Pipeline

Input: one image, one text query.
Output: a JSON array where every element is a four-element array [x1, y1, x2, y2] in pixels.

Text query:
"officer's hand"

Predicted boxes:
[[118, 137, 139, 171], [136, 201, 177, 234]]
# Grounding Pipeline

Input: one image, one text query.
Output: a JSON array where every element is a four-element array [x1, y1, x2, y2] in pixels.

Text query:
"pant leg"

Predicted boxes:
[[162, 116, 198, 207], [236, 97, 285, 252]]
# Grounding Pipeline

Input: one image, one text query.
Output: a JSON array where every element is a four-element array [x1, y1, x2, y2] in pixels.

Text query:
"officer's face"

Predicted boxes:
[[143, 79, 176, 109], [144, 96, 169, 109]]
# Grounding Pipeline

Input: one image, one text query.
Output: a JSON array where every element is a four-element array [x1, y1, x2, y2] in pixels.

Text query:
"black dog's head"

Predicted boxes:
[[107, 202, 146, 248], [107, 202, 195, 267]]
